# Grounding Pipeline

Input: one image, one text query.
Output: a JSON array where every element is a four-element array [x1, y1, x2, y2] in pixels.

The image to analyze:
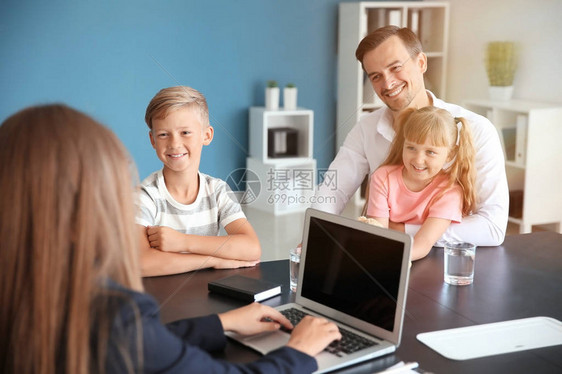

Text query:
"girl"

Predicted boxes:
[[0, 104, 340, 373], [367, 106, 477, 260]]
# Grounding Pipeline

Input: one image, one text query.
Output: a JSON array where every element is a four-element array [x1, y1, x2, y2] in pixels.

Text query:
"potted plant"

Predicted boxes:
[[283, 83, 298, 110], [485, 41, 517, 101], [265, 80, 279, 110]]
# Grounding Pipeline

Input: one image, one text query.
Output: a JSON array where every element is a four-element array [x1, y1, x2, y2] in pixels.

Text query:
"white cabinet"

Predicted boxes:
[[246, 157, 317, 215], [464, 99, 562, 234], [247, 107, 316, 215], [337, 1, 449, 206], [249, 107, 313, 163]]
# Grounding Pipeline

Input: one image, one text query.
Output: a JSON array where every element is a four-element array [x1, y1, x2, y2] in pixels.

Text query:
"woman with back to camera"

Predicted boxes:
[[0, 104, 340, 373]]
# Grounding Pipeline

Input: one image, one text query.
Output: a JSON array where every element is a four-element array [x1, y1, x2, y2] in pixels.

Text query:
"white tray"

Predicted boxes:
[[416, 316, 562, 360]]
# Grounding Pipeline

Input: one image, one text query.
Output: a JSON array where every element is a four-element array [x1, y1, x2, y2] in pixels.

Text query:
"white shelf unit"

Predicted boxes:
[[249, 107, 313, 164], [246, 157, 317, 215], [337, 1, 449, 207], [247, 107, 316, 215], [464, 99, 562, 234]]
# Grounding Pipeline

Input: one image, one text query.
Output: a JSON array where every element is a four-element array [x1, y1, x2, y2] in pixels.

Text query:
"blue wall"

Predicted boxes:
[[0, 0, 350, 181]]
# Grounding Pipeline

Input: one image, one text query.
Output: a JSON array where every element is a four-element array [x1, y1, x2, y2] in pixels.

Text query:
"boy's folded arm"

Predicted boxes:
[[181, 219, 261, 261], [138, 225, 214, 276], [137, 225, 259, 277], [222, 218, 261, 260]]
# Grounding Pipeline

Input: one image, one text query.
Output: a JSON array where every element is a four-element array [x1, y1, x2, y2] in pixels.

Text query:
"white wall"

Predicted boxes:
[[446, 0, 562, 105]]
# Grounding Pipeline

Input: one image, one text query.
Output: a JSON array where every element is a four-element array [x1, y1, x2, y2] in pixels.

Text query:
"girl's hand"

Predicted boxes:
[[218, 303, 292, 336], [389, 221, 405, 232], [358, 216, 387, 228]]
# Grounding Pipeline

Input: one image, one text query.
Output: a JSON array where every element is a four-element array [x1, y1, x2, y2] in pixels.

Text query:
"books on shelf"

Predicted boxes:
[[208, 275, 282, 302]]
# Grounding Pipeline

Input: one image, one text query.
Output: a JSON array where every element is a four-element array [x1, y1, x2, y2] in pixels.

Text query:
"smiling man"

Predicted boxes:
[[312, 26, 509, 247]]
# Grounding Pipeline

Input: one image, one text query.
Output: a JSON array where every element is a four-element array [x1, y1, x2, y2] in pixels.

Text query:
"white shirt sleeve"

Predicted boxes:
[[311, 135, 370, 214]]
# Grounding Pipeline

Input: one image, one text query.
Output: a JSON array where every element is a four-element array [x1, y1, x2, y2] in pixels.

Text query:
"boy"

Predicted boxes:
[[137, 86, 261, 276]]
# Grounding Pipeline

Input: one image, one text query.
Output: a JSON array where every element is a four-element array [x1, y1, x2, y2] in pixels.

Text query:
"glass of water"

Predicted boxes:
[[289, 246, 301, 292], [444, 242, 476, 286]]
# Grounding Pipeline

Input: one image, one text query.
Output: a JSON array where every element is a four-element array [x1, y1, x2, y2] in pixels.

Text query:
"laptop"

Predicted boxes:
[[227, 208, 412, 373]]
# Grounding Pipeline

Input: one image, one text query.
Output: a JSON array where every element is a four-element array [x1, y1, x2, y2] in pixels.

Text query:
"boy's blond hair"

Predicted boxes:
[[145, 86, 210, 130]]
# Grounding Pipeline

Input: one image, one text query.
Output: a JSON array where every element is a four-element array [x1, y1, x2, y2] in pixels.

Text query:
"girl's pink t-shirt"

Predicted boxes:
[[367, 165, 463, 224]]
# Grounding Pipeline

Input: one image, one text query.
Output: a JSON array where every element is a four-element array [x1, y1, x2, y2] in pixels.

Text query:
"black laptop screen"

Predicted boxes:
[[301, 216, 405, 332]]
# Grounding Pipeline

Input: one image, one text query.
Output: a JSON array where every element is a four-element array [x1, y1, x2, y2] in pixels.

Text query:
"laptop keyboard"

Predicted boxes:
[[279, 308, 378, 356]]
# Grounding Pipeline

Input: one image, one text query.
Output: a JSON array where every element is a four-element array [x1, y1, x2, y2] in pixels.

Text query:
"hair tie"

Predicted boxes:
[[455, 120, 462, 146]]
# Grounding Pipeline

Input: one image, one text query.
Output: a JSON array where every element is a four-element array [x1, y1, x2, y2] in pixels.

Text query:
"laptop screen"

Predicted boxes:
[[300, 215, 405, 332]]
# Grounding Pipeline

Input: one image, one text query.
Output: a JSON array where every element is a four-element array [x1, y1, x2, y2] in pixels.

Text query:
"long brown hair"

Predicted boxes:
[[381, 106, 478, 215], [0, 104, 143, 373]]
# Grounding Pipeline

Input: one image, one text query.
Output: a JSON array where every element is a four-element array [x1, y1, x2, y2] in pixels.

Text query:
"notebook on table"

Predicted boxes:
[[208, 275, 281, 302], [227, 208, 413, 373]]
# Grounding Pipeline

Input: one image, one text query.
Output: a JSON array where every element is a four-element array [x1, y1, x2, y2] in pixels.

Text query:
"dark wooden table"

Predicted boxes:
[[143, 232, 562, 373]]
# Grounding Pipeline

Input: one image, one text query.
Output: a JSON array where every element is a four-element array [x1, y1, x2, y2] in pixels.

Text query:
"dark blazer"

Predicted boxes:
[[104, 282, 317, 373]]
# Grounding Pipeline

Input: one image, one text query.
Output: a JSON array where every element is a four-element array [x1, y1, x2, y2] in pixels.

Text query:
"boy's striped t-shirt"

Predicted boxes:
[[136, 169, 245, 236]]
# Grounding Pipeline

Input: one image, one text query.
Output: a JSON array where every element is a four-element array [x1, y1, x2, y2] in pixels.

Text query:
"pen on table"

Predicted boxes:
[[378, 361, 419, 374]]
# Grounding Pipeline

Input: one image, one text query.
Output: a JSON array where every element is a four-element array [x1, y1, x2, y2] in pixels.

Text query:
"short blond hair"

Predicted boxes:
[[144, 86, 210, 129]]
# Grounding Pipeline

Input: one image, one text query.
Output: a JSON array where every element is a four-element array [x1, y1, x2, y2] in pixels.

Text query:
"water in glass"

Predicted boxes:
[[289, 249, 300, 292], [444, 244, 475, 285]]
